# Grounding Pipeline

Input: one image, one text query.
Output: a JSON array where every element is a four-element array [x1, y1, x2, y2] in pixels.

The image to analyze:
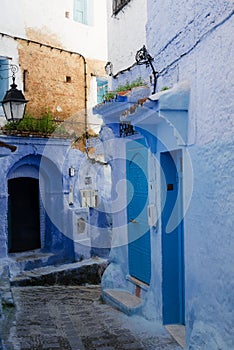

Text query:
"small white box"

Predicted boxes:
[[80, 189, 98, 208], [148, 204, 157, 227]]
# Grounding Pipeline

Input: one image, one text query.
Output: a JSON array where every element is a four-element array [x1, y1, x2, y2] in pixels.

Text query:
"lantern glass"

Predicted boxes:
[[3, 100, 27, 122], [1, 77, 28, 122]]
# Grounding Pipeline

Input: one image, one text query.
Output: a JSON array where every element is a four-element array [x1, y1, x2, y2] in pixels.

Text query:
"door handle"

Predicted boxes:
[[130, 218, 137, 223]]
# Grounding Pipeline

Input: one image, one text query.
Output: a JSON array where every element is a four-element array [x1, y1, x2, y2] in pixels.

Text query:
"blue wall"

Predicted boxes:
[[0, 136, 75, 263], [145, 1, 234, 348], [185, 138, 234, 349]]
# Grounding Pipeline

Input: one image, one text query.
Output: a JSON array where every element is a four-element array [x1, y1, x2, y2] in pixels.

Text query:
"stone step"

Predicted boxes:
[[8, 250, 63, 277], [10, 258, 108, 287], [102, 288, 143, 316]]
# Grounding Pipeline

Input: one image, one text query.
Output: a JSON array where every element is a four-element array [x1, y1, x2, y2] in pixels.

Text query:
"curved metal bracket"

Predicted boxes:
[[135, 45, 158, 94], [105, 61, 113, 76]]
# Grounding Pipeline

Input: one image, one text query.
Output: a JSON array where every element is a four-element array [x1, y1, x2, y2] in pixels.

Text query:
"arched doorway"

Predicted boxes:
[[8, 177, 41, 253]]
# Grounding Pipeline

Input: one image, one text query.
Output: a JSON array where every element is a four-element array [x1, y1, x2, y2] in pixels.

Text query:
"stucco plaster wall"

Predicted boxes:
[[146, 0, 234, 145], [107, 0, 147, 75], [102, 1, 233, 347], [145, 1, 234, 348], [0, 0, 107, 61]]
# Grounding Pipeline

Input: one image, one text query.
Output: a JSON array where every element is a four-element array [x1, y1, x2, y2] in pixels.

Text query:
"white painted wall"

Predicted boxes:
[[0, 1, 108, 126], [107, 0, 147, 74], [0, 0, 107, 60]]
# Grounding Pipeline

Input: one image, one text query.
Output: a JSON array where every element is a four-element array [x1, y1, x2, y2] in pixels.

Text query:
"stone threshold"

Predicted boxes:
[[102, 288, 142, 316], [165, 324, 186, 348]]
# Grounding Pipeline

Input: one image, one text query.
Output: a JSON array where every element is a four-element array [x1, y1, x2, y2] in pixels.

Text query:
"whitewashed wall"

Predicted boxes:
[[0, 0, 107, 60], [146, 1, 234, 348], [107, 0, 147, 75]]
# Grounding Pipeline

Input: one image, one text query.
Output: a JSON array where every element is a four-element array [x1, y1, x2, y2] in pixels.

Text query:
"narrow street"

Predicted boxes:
[[1, 286, 182, 350]]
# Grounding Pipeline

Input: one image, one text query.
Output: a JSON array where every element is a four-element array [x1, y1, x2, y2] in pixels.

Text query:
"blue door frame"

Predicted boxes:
[[127, 139, 151, 285], [161, 150, 185, 325]]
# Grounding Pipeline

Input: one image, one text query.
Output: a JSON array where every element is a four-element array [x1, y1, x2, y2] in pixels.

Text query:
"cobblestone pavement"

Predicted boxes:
[[1, 286, 182, 350]]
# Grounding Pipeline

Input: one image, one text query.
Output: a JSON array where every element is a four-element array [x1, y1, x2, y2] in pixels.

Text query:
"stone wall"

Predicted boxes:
[[0, 0, 107, 135], [18, 40, 85, 120], [18, 39, 106, 124]]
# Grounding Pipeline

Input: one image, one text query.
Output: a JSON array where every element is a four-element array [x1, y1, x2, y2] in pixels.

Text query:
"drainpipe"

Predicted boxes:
[[80, 55, 88, 141]]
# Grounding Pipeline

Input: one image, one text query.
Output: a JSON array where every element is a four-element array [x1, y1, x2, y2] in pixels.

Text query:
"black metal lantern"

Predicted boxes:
[[1, 75, 28, 122]]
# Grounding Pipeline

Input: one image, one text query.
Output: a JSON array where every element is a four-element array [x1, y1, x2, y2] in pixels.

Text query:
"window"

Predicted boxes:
[[73, 0, 93, 25], [0, 58, 9, 106], [23, 69, 29, 92], [96, 78, 108, 104], [65, 76, 72, 83], [112, 0, 131, 15]]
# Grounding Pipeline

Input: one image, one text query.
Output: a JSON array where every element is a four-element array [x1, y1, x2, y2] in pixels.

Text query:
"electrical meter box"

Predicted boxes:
[[80, 189, 98, 208]]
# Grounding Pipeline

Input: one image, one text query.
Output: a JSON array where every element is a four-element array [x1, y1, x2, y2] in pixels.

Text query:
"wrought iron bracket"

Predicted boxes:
[[135, 45, 158, 94], [105, 61, 113, 76]]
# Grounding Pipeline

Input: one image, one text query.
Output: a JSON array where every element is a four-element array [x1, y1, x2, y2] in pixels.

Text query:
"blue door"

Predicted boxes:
[[127, 139, 151, 285], [161, 151, 185, 325]]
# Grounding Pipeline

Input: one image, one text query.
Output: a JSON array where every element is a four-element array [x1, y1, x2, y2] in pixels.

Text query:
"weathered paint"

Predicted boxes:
[[145, 1, 234, 348], [97, 0, 234, 348], [0, 135, 112, 273]]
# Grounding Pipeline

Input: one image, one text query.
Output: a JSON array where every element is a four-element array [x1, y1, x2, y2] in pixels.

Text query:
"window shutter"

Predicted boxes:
[[97, 78, 108, 104], [73, 0, 87, 24], [0, 59, 9, 105]]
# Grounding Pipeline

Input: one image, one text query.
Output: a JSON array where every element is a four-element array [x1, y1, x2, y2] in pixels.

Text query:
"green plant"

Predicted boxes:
[[103, 77, 146, 102], [161, 86, 169, 91], [3, 121, 17, 131], [37, 110, 56, 134], [103, 91, 116, 101], [2, 110, 57, 135], [17, 113, 36, 132], [116, 77, 145, 92]]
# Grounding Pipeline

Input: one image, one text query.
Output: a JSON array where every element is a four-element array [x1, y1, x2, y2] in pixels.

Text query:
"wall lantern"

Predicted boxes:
[[1, 66, 28, 122]]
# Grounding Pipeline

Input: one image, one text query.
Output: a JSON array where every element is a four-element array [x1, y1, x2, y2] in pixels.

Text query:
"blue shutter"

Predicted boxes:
[[97, 78, 108, 104], [0, 59, 9, 105], [74, 0, 87, 24]]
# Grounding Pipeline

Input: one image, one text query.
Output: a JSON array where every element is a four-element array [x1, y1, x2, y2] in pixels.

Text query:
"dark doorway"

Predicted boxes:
[[8, 177, 41, 253]]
